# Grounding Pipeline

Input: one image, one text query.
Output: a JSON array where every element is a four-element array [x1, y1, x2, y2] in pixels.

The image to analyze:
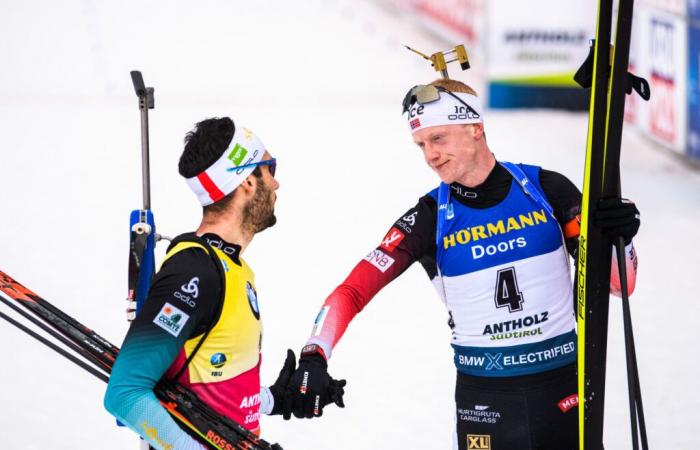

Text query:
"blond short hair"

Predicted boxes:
[[428, 79, 485, 138], [429, 78, 478, 96]]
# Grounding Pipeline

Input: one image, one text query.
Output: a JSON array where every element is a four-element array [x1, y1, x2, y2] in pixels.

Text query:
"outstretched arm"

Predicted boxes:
[[282, 196, 437, 419]]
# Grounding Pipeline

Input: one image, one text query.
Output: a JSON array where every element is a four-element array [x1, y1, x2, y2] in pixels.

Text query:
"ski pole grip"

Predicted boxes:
[[130, 71, 147, 97]]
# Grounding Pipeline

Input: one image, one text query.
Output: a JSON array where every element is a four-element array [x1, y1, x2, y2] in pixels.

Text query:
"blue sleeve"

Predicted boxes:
[[104, 248, 219, 450]]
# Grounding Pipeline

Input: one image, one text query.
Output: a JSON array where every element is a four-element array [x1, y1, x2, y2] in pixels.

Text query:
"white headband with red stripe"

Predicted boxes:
[[186, 126, 266, 206]]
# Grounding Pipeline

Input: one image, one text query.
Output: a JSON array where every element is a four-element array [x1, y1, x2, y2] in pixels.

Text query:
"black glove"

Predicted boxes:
[[283, 348, 346, 419], [268, 349, 296, 415], [594, 197, 640, 244]]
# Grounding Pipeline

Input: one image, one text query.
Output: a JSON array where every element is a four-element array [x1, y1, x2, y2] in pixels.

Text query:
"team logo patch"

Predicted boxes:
[[467, 434, 491, 450], [558, 393, 579, 413], [364, 249, 395, 273], [228, 143, 248, 165], [246, 281, 260, 320], [153, 303, 190, 337], [380, 227, 405, 252], [210, 352, 227, 368]]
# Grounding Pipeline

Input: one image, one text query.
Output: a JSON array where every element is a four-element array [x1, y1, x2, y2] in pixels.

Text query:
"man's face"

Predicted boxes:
[[412, 124, 484, 184], [244, 152, 279, 234]]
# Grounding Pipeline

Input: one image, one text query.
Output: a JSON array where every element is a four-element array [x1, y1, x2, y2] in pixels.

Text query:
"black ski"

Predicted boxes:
[[0, 271, 283, 450], [576, 0, 649, 449]]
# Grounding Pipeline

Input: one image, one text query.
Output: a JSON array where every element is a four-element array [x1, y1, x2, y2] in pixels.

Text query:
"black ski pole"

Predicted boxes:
[[0, 309, 109, 382], [615, 235, 648, 450], [599, 0, 649, 445], [631, 332, 649, 450], [0, 295, 111, 372]]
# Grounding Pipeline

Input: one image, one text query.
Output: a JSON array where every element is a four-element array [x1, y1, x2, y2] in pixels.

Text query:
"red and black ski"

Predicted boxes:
[[0, 271, 282, 450]]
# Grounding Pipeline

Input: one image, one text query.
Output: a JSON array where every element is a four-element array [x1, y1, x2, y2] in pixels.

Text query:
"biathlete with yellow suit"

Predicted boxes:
[[282, 79, 641, 449], [104, 117, 345, 450]]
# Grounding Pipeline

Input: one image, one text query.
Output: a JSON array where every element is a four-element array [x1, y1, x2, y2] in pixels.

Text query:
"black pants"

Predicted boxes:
[[454, 364, 583, 450]]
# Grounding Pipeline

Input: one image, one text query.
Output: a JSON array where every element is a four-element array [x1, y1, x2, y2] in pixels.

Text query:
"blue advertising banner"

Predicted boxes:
[[690, 0, 700, 22], [688, 25, 700, 160]]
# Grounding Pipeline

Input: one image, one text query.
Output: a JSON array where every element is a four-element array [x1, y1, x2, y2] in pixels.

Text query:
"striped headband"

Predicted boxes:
[[186, 126, 265, 206]]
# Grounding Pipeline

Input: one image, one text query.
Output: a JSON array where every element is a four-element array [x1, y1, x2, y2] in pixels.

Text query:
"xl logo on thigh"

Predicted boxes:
[[467, 434, 491, 450]]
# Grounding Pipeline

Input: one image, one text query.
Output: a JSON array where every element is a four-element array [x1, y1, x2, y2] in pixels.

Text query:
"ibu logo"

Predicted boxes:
[[228, 143, 248, 166], [210, 353, 227, 368], [153, 303, 190, 337]]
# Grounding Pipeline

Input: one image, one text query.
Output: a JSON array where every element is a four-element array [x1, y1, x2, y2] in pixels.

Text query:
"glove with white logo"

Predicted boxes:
[[594, 197, 640, 244], [268, 349, 296, 416], [282, 346, 346, 419]]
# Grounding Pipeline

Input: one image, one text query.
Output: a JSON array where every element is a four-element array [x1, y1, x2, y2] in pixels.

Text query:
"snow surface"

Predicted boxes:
[[0, 1, 699, 449]]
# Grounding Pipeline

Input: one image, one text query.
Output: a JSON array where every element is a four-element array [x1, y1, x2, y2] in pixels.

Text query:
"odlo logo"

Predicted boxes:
[[153, 303, 190, 337], [467, 434, 491, 450], [181, 277, 199, 298]]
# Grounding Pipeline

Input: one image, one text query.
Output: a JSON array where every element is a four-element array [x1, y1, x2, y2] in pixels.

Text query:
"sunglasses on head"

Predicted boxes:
[[402, 84, 479, 117], [226, 158, 277, 177]]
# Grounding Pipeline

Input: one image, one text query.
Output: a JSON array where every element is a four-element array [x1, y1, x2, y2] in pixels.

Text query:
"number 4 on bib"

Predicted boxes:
[[494, 267, 524, 313]]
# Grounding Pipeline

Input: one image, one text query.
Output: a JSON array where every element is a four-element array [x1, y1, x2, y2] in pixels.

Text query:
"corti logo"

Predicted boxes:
[[228, 143, 248, 166], [467, 434, 491, 450]]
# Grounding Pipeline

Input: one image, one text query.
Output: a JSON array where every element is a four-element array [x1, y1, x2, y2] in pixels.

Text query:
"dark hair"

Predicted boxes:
[[179, 117, 262, 216], [179, 117, 234, 177]]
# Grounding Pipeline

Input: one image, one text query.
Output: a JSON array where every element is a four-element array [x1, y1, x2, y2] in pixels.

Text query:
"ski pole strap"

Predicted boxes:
[[499, 162, 555, 218], [574, 39, 650, 101], [166, 234, 227, 383]]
